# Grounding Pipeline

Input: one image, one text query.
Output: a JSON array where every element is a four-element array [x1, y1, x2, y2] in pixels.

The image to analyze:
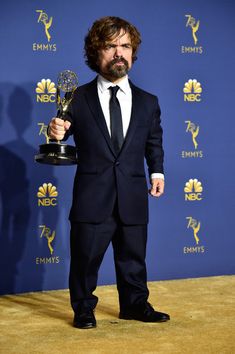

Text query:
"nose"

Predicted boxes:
[[114, 45, 123, 58]]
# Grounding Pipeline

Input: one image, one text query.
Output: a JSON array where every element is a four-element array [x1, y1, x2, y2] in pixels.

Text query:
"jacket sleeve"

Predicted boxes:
[[145, 97, 164, 176]]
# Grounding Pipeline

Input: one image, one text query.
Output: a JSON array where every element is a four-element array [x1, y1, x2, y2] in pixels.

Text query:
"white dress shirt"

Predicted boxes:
[[97, 75, 164, 181]]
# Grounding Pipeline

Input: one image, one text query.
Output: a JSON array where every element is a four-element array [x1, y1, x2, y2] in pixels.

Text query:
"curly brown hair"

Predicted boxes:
[[84, 16, 141, 73]]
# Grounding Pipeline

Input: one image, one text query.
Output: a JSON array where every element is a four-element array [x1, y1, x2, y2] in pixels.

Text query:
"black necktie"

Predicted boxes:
[[109, 86, 124, 154]]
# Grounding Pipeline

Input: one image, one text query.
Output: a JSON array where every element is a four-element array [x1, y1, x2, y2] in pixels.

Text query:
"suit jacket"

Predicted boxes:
[[65, 77, 164, 225]]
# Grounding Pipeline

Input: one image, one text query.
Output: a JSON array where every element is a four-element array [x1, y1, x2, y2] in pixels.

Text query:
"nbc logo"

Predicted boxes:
[[37, 183, 58, 206], [184, 178, 203, 201], [36, 79, 56, 103], [183, 79, 202, 102]]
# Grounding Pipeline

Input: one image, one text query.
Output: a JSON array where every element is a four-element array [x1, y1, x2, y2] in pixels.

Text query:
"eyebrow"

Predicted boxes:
[[106, 43, 132, 47]]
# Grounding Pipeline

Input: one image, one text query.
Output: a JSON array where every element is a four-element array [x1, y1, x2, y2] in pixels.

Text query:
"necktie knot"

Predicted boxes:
[[109, 85, 119, 98]]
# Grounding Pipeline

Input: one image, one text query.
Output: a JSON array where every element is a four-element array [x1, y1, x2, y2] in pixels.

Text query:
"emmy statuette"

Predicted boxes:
[[35, 70, 78, 165]]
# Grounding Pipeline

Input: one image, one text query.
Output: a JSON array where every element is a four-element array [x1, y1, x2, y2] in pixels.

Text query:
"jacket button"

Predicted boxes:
[[115, 161, 120, 166]]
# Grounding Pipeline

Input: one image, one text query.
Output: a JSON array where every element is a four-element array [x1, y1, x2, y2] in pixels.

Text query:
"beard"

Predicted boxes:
[[106, 57, 129, 79]]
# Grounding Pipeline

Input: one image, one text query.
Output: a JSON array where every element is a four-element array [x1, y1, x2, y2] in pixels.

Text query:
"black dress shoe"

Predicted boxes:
[[119, 302, 170, 323], [73, 309, 97, 329]]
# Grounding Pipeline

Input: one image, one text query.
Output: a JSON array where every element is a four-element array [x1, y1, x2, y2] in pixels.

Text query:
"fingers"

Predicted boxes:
[[48, 118, 71, 141], [64, 120, 71, 130], [149, 178, 164, 198]]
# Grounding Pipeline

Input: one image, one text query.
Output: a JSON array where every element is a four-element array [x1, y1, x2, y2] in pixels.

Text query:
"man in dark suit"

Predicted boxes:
[[48, 16, 170, 329]]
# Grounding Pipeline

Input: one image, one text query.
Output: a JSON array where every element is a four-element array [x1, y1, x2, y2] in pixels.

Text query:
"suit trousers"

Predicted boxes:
[[69, 206, 149, 314]]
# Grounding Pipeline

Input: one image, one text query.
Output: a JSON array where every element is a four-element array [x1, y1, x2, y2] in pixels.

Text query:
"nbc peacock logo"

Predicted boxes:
[[37, 183, 58, 207], [183, 79, 202, 102], [36, 78, 56, 103], [184, 178, 203, 201]]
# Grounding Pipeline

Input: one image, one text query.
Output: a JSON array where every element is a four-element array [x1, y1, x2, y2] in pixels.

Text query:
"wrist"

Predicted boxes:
[[151, 173, 164, 180]]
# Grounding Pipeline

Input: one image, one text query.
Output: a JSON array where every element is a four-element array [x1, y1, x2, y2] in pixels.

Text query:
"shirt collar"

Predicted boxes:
[[97, 74, 130, 95]]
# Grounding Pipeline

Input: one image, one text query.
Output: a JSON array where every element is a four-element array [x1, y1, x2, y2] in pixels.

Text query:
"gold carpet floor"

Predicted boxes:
[[0, 276, 235, 354]]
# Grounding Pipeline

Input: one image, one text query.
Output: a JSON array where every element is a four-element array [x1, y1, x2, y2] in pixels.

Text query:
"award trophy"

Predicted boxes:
[[35, 70, 78, 165]]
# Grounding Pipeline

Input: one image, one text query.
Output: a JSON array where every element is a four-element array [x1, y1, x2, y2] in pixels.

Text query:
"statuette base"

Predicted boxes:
[[35, 143, 78, 165]]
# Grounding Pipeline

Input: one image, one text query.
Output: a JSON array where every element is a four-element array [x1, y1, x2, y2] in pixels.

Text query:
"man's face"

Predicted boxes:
[[97, 29, 133, 82]]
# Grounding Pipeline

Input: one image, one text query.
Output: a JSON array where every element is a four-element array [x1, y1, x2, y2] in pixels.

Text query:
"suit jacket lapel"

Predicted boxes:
[[84, 78, 116, 155]]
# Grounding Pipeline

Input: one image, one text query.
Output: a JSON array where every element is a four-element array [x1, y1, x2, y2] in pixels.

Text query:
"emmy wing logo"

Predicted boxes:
[[185, 120, 199, 149], [186, 217, 200, 244], [181, 15, 203, 54], [37, 183, 58, 206], [184, 178, 203, 201], [39, 225, 55, 255], [36, 79, 56, 103], [38, 123, 49, 143], [36, 225, 60, 265], [33, 10, 57, 51], [36, 10, 53, 42], [185, 15, 200, 45], [183, 79, 202, 102], [183, 216, 205, 254], [181, 120, 203, 158]]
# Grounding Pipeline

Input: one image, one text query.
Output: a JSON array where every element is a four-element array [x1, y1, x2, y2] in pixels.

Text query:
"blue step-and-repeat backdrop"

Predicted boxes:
[[0, 0, 235, 295]]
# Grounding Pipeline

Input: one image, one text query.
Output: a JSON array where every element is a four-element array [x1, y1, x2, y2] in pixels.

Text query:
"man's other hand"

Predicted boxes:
[[149, 178, 164, 198]]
